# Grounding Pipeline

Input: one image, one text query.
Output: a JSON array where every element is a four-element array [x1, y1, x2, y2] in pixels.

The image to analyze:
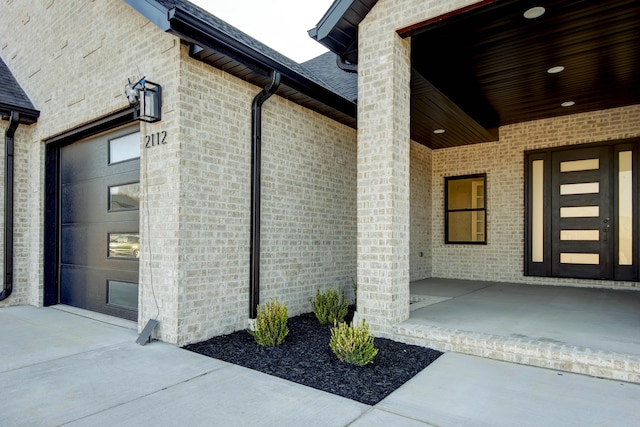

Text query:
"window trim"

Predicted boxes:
[[444, 173, 487, 245]]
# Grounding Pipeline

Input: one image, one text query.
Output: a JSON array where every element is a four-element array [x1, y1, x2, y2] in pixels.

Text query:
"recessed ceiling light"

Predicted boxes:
[[561, 101, 575, 107], [547, 66, 565, 74], [524, 6, 545, 19], [433, 129, 446, 134]]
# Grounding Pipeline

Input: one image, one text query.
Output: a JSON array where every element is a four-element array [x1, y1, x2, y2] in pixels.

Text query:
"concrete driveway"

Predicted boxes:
[[2, 305, 639, 426]]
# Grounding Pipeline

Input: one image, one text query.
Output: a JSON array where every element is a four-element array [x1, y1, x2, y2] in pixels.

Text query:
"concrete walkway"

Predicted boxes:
[[2, 305, 640, 426]]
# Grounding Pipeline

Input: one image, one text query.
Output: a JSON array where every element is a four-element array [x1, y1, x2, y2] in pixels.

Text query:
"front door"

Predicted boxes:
[[551, 146, 611, 279], [526, 140, 638, 281], [59, 126, 140, 320]]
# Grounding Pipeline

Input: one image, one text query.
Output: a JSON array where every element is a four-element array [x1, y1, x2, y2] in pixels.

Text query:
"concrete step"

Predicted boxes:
[[392, 322, 640, 384]]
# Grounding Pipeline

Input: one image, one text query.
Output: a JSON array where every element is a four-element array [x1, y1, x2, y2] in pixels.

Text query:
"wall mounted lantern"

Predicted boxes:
[[125, 77, 162, 123]]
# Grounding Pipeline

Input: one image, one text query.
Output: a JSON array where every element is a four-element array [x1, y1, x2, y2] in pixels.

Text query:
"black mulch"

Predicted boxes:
[[183, 311, 443, 405]]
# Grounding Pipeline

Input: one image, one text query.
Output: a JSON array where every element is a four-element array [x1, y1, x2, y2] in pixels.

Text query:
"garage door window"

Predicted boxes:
[[107, 280, 138, 310], [109, 182, 140, 211], [109, 132, 140, 164]]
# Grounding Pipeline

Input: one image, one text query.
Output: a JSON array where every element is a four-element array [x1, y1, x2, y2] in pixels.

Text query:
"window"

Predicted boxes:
[[107, 280, 138, 310], [109, 182, 140, 211], [108, 132, 140, 164], [108, 233, 140, 259], [445, 174, 486, 244]]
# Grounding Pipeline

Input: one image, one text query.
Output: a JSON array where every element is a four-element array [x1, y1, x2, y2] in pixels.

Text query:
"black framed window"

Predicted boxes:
[[445, 174, 487, 244]]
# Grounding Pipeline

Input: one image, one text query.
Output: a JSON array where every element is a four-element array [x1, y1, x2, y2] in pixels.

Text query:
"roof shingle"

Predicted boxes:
[[0, 56, 39, 123]]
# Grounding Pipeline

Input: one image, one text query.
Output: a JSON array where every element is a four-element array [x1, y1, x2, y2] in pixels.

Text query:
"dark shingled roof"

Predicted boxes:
[[0, 56, 39, 124], [156, 0, 351, 98], [302, 52, 357, 102]]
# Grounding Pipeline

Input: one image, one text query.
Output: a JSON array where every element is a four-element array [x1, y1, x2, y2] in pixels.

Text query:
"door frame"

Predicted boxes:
[[524, 138, 639, 282], [44, 108, 136, 306]]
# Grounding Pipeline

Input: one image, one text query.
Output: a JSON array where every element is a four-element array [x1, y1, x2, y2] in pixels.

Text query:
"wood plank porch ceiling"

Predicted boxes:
[[407, 0, 640, 149]]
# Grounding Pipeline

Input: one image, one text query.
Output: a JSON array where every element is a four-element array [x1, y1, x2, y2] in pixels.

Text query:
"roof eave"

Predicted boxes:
[[0, 104, 40, 125], [309, 0, 378, 65], [126, 0, 356, 123]]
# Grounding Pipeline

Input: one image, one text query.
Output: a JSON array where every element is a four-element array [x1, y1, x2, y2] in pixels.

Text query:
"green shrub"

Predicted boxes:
[[329, 320, 378, 366], [248, 298, 289, 346], [310, 287, 349, 324]]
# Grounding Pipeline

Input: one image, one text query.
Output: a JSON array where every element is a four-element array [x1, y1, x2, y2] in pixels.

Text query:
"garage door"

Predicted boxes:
[[60, 126, 140, 321]]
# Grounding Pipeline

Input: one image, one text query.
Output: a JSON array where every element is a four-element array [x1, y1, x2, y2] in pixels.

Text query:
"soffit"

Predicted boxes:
[[408, 0, 640, 148]]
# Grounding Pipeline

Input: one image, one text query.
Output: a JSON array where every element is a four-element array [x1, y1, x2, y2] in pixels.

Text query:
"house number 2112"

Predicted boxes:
[[145, 131, 167, 148]]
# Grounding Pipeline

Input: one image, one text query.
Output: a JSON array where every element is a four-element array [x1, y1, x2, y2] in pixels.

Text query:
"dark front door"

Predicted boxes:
[[536, 142, 639, 282], [551, 146, 611, 279], [59, 126, 140, 320]]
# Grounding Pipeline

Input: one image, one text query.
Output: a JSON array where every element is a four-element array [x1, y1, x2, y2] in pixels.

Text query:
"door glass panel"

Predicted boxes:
[[560, 158, 599, 172], [619, 151, 633, 265], [560, 182, 599, 195], [532, 160, 544, 262], [109, 183, 140, 211], [107, 280, 138, 310], [108, 233, 140, 259], [560, 230, 599, 241], [109, 132, 140, 164], [560, 206, 599, 218], [560, 253, 600, 264]]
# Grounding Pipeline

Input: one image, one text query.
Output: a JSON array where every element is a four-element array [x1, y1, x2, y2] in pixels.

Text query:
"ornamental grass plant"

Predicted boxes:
[[329, 320, 379, 366], [249, 298, 289, 346], [310, 287, 349, 325]]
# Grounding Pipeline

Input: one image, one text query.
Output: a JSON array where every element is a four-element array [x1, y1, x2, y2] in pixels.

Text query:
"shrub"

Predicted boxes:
[[329, 320, 378, 366], [248, 298, 289, 346], [310, 287, 349, 324]]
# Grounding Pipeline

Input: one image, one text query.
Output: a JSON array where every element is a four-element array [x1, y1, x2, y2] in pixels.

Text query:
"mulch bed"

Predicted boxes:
[[183, 311, 442, 405]]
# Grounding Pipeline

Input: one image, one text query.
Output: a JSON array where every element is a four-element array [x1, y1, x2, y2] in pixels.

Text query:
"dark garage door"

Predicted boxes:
[[60, 126, 140, 321]]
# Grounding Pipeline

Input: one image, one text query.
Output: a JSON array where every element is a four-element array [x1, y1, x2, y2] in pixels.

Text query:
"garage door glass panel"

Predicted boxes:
[[109, 132, 140, 164], [107, 280, 138, 310], [109, 183, 140, 211], [108, 233, 140, 259]]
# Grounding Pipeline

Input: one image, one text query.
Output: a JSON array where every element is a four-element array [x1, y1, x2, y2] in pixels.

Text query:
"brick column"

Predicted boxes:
[[356, 25, 411, 336]]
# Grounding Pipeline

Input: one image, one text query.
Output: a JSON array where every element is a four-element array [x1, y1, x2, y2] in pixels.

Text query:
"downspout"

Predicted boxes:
[[0, 111, 19, 302], [250, 70, 281, 319]]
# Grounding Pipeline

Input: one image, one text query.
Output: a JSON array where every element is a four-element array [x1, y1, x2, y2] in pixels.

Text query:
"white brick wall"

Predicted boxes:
[[357, 0, 480, 336], [361, 0, 640, 336], [3, 0, 636, 347], [410, 141, 432, 280], [172, 50, 357, 344], [429, 105, 640, 289], [0, 0, 357, 345]]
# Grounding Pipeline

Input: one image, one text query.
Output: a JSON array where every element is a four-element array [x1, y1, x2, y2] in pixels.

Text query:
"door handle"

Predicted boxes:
[[603, 217, 610, 241]]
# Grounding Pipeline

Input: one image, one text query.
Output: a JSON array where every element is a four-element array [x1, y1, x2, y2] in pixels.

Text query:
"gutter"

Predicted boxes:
[[0, 111, 19, 301], [250, 71, 281, 319], [124, 0, 355, 118]]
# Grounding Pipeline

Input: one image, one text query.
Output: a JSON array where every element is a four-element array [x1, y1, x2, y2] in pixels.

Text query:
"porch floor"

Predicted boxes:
[[394, 278, 640, 383]]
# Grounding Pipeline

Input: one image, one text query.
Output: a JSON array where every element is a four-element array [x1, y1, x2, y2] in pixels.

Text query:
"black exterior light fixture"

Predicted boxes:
[[125, 77, 162, 122]]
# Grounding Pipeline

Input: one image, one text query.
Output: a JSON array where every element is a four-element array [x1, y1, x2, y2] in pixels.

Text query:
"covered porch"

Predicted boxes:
[[395, 278, 640, 383]]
